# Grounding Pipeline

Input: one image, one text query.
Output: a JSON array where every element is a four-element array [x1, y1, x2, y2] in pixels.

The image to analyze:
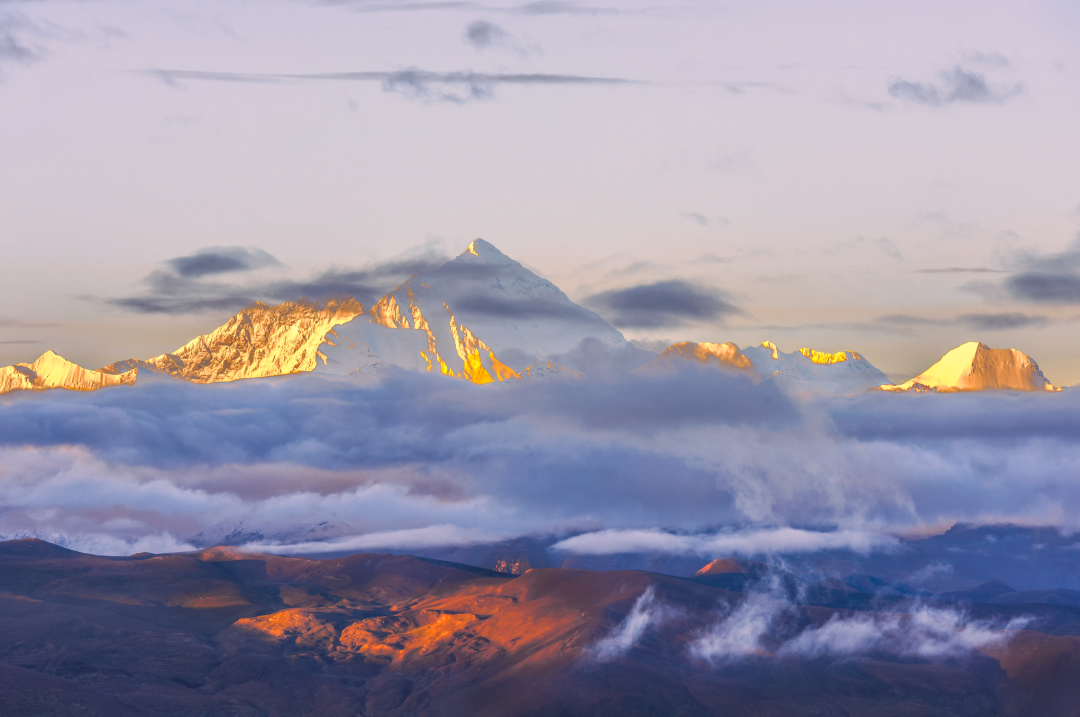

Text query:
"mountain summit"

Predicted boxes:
[[318, 238, 649, 381], [879, 341, 1062, 393]]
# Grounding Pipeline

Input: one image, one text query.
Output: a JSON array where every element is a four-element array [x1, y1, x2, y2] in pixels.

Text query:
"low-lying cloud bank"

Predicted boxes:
[[552, 528, 900, 557], [2, 369, 1080, 555]]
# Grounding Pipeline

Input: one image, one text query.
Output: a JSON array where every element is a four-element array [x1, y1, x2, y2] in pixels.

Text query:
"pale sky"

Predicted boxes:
[[2, 0, 1079, 382]]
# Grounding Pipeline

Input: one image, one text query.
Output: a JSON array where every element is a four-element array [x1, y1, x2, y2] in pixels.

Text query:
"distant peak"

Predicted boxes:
[[761, 340, 779, 360], [880, 340, 1061, 393]]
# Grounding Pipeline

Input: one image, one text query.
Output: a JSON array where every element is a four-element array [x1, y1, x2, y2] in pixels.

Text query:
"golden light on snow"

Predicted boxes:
[[879, 342, 1062, 393]]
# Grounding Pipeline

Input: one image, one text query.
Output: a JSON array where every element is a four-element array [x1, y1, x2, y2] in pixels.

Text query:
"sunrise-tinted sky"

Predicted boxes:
[[2, 0, 1079, 382]]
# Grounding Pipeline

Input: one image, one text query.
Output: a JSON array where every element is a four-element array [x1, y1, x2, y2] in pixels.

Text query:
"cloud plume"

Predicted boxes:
[[589, 586, 665, 661]]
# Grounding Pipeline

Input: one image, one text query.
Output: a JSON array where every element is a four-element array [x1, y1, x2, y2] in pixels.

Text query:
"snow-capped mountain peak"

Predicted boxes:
[[459, 238, 514, 265], [318, 239, 649, 382], [0, 350, 137, 395], [879, 341, 1062, 393]]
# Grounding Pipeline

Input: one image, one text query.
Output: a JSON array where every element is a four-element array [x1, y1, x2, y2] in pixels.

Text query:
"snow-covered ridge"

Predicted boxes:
[[102, 298, 363, 384], [0, 350, 137, 395], [879, 342, 1062, 393], [742, 341, 890, 397]]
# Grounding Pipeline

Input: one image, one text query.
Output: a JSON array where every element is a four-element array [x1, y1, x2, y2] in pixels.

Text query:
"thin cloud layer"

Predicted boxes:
[[552, 528, 900, 557], [144, 68, 633, 104]]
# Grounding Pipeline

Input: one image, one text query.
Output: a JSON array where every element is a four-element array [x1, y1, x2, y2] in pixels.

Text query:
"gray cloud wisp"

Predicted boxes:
[[141, 68, 636, 103], [888, 66, 1022, 107]]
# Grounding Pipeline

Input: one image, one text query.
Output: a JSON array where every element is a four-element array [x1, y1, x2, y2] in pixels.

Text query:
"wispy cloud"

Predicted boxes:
[[0, 319, 62, 329], [690, 593, 787, 663], [781, 607, 1031, 659], [464, 19, 514, 49], [588, 586, 666, 661], [888, 66, 1022, 107], [0, 11, 44, 79], [318, 1, 625, 15], [915, 267, 1007, 274], [99, 243, 449, 314]]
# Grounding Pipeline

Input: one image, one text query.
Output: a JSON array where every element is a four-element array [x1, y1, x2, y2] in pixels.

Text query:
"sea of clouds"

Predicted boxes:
[[1, 367, 1080, 556]]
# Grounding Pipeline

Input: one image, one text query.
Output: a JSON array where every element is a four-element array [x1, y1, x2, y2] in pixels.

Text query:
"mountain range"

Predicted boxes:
[[0, 239, 1066, 397]]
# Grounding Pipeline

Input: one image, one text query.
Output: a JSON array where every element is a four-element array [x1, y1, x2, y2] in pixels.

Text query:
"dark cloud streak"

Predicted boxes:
[[168, 247, 281, 278], [100, 246, 449, 315], [584, 280, 742, 329]]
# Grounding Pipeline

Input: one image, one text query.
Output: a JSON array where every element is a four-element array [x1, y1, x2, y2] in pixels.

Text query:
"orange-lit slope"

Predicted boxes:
[[102, 298, 363, 384], [639, 341, 756, 376], [0, 350, 137, 395], [879, 341, 1062, 393]]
